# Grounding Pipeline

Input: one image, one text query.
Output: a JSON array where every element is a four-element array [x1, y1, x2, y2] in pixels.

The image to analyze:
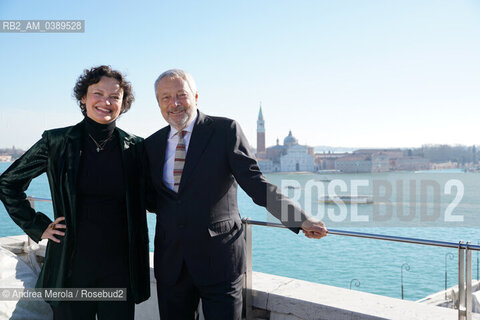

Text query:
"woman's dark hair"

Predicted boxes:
[[73, 65, 134, 116]]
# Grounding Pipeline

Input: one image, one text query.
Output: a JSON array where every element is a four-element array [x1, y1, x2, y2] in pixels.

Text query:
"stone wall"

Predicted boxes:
[[1, 235, 478, 320]]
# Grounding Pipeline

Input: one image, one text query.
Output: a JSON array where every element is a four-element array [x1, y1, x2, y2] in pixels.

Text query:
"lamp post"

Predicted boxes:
[[350, 278, 360, 290], [401, 263, 410, 300], [444, 252, 454, 300]]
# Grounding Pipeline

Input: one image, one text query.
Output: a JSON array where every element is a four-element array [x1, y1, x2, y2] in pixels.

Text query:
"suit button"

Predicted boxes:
[[178, 224, 185, 229], [177, 200, 182, 205]]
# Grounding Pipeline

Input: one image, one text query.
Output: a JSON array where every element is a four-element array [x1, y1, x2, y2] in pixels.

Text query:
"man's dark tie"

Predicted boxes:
[[173, 130, 186, 192]]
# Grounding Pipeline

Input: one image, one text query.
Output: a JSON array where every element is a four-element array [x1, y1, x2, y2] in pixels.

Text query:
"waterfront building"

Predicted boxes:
[[354, 148, 403, 158], [0, 155, 12, 162], [430, 161, 458, 169], [334, 154, 372, 173], [255, 107, 314, 172], [279, 143, 315, 172], [371, 153, 390, 172], [393, 156, 430, 171], [314, 152, 348, 171], [256, 159, 274, 172], [334, 149, 430, 173]]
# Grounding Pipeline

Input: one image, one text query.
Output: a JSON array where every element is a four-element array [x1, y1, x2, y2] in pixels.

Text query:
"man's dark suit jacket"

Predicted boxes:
[[145, 111, 308, 286]]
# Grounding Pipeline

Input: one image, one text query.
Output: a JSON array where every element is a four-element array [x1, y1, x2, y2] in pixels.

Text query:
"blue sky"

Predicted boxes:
[[1, 0, 479, 150]]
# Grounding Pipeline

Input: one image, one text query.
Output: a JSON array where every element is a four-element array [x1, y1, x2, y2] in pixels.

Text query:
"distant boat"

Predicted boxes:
[[285, 185, 300, 190], [314, 177, 332, 182], [316, 169, 340, 174], [318, 195, 374, 204], [414, 168, 466, 173]]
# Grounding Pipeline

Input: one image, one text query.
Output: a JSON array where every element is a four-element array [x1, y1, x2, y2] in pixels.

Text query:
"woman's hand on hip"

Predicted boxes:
[[41, 216, 66, 243]]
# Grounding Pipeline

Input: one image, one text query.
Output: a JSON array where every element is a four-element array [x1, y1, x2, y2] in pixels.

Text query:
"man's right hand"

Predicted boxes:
[[301, 219, 328, 239]]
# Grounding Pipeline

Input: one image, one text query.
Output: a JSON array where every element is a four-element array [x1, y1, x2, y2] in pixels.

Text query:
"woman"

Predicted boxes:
[[0, 65, 149, 319]]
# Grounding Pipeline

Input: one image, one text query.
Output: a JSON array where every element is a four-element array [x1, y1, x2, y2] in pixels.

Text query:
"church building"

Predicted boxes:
[[255, 106, 314, 172]]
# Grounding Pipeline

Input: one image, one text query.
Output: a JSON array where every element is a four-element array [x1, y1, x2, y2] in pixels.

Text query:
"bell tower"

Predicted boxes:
[[256, 103, 266, 155]]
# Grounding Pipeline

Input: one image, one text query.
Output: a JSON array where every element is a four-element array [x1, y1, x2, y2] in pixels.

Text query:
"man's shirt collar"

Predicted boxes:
[[168, 112, 198, 139]]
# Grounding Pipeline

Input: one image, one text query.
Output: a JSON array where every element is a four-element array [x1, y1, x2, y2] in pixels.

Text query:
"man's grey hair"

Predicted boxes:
[[154, 69, 198, 97]]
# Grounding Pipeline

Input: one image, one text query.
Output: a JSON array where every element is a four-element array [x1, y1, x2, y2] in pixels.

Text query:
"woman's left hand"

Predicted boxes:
[[41, 216, 66, 243]]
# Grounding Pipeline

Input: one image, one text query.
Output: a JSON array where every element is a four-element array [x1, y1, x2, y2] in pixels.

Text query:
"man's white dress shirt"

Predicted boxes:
[[162, 113, 198, 191]]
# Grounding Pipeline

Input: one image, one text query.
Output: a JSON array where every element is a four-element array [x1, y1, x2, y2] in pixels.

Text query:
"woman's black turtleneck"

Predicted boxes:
[[75, 116, 128, 262], [84, 116, 116, 147]]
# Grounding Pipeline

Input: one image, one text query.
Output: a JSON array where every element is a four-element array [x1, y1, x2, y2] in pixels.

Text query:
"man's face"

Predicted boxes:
[[156, 76, 198, 130]]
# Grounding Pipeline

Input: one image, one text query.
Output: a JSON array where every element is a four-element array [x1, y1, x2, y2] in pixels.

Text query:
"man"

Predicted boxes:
[[145, 69, 327, 320]]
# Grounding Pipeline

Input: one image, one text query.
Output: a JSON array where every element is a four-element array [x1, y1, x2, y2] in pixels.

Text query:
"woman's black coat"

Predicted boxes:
[[0, 121, 150, 305]]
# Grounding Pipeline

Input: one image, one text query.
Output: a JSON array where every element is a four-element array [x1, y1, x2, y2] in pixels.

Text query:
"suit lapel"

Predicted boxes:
[[155, 128, 169, 172], [179, 111, 214, 191], [152, 127, 174, 194]]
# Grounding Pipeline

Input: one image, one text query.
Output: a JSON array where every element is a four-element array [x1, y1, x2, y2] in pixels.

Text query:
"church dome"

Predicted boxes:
[[283, 130, 298, 147]]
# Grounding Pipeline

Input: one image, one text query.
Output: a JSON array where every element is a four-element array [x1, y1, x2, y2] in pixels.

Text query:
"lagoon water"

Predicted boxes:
[[0, 162, 478, 301]]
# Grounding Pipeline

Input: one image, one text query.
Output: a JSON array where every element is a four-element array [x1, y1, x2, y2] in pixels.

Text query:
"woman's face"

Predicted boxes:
[[81, 76, 124, 124]]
